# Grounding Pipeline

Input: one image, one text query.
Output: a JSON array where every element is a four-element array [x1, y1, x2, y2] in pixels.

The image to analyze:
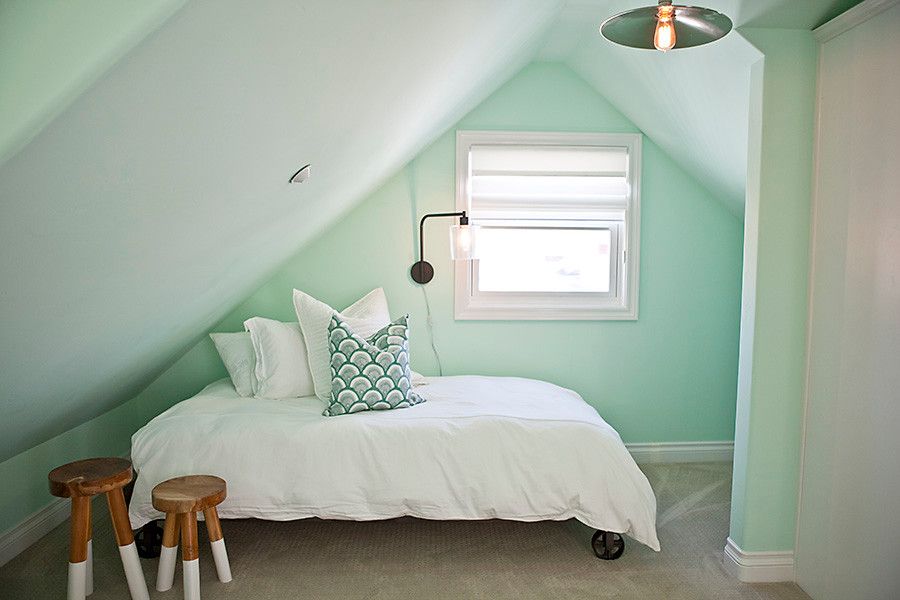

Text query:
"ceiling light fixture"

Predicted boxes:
[[600, 1, 732, 52]]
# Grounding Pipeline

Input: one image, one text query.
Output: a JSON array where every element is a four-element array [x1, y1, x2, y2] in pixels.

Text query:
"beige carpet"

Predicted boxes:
[[0, 463, 810, 599]]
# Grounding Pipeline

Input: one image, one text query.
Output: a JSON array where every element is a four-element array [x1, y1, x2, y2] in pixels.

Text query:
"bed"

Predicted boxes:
[[128, 375, 660, 556]]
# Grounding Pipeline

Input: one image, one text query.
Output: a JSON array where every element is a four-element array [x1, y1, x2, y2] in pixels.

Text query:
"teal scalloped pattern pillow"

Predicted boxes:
[[325, 314, 424, 416]]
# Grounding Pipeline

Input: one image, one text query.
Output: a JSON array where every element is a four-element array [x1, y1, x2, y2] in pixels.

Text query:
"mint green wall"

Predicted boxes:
[[0, 0, 186, 165], [729, 29, 817, 553], [222, 64, 744, 446], [0, 62, 744, 534], [0, 342, 224, 535]]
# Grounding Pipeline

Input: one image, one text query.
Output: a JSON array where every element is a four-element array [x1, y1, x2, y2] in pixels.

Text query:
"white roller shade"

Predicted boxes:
[[468, 144, 631, 217]]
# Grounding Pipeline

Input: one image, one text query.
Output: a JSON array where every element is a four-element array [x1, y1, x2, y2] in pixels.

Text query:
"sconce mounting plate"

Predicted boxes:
[[410, 261, 434, 284]]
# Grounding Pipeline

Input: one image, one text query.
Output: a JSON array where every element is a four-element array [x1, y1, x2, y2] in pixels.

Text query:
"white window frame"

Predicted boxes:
[[454, 130, 641, 321]]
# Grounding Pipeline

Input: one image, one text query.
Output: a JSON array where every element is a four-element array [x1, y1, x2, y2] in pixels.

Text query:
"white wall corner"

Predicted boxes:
[[626, 441, 734, 464], [0, 497, 70, 567], [723, 537, 794, 583]]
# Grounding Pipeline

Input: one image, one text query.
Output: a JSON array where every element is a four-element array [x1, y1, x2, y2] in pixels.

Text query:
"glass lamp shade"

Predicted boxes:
[[449, 224, 480, 261]]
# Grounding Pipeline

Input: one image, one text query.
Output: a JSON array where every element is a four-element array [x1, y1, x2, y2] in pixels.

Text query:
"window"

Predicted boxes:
[[454, 131, 641, 320]]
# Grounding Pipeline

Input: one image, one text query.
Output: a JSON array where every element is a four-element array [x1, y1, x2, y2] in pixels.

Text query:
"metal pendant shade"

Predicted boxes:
[[600, 4, 732, 50]]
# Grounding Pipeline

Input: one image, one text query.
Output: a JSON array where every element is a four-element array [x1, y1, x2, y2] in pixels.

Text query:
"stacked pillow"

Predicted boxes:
[[293, 288, 391, 403], [209, 288, 424, 415], [243, 318, 313, 398], [209, 332, 257, 397]]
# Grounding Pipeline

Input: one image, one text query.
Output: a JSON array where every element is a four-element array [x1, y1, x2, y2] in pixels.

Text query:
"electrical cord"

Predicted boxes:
[[406, 163, 443, 376]]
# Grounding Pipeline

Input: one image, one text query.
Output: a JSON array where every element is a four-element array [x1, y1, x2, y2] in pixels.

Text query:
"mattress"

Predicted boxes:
[[128, 375, 660, 550]]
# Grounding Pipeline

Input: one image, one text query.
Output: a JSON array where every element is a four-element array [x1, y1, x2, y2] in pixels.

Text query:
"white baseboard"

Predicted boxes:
[[626, 441, 734, 463], [0, 497, 70, 567], [723, 537, 795, 583]]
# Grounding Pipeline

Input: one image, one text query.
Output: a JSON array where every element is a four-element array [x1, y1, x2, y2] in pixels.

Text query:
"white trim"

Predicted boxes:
[[625, 441, 734, 464], [723, 537, 795, 583], [0, 497, 70, 567], [813, 0, 899, 42], [454, 130, 641, 321]]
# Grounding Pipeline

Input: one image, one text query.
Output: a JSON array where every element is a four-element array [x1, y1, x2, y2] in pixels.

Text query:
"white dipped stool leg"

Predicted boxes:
[[67, 496, 91, 600], [107, 488, 150, 600], [157, 544, 179, 591], [209, 539, 232, 583], [68, 561, 87, 600], [181, 512, 201, 600], [183, 558, 201, 600], [119, 542, 151, 600], [85, 539, 94, 596], [203, 508, 232, 583], [157, 513, 180, 591]]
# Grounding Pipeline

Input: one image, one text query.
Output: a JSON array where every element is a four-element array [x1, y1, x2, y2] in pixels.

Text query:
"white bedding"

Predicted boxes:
[[129, 375, 660, 550]]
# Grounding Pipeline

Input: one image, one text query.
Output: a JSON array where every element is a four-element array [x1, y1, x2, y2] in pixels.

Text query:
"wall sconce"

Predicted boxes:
[[410, 211, 480, 284]]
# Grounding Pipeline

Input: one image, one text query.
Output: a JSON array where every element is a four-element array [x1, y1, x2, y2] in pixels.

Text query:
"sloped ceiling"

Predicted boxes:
[[0, 0, 862, 461], [0, 0, 562, 460], [0, 0, 188, 165]]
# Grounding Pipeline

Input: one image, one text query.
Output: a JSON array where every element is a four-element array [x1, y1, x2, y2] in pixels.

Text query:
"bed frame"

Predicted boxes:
[[134, 520, 626, 561]]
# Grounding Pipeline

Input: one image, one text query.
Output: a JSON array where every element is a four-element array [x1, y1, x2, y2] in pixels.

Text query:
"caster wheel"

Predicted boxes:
[[592, 530, 625, 560], [135, 520, 163, 559]]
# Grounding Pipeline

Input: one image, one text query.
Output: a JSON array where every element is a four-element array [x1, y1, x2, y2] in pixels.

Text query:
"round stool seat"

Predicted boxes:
[[152, 475, 226, 514], [49, 457, 132, 498]]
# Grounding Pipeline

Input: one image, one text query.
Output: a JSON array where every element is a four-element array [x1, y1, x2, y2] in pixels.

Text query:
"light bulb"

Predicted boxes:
[[654, 4, 676, 52], [458, 227, 472, 253], [449, 224, 480, 261]]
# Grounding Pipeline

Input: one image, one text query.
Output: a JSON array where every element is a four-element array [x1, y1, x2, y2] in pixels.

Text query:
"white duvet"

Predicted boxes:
[[129, 375, 660, 550]]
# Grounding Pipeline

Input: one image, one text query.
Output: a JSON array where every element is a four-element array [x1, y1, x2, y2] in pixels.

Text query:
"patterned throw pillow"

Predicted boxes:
[[325, 314, 424, 416]]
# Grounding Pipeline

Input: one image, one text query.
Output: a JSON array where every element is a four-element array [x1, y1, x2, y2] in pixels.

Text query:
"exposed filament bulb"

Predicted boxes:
[[654, 2, 676, 52]]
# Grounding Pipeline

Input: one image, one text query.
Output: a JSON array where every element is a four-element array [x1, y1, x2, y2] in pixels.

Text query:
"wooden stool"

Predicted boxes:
[[152, 475, 231, 600], [49, 457, 150, 600]]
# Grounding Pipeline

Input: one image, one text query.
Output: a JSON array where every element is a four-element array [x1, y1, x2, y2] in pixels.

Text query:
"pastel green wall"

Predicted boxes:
[[0, 62, 744, 534], [729, 29, 817, 553], [221, 64, 744, 444], [0, 342, 224, 535], [0, 0, 186, 165]]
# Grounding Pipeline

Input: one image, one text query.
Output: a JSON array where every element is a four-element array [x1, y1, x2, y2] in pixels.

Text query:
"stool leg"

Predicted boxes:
[[203, 507, 232, 583], [86, 502, 93, 596], [106, 488, 150, 600], [157, 513, 180, 592], [181, 512, 200, 600], [67, 496, 90, 600]]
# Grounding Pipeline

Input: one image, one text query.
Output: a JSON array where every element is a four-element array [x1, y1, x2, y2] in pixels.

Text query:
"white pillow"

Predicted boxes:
[[209, 332, 258, 397], [243, 317, 315, 399], [293, 288, 391, 402]]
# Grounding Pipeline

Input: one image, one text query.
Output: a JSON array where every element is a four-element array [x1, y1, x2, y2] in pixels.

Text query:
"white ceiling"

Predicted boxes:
[[0, 0, 860, 459]]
